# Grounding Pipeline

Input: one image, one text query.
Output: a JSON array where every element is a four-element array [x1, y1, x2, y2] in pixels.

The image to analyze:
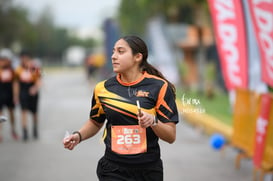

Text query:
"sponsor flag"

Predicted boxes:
[[208, 0, 248, 90], [248, 0, 273, 87], [253, 93, 272, 168]]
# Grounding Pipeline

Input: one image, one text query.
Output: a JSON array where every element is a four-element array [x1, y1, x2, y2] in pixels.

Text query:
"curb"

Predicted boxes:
[[177, 101, 232, 141]]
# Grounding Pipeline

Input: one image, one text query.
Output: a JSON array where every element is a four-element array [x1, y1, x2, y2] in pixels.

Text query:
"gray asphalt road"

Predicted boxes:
[[0, 68, 270, 181]]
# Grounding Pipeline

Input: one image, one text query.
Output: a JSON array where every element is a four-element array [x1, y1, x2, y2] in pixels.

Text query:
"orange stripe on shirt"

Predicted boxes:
[[103, 104, 138, 119], [156, 82, 173, 113]]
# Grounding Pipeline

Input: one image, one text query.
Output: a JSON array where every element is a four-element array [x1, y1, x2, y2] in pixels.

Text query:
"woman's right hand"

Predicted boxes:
[[63, 133, 80, 150]]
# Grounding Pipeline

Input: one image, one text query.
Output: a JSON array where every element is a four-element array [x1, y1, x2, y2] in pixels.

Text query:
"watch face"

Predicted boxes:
[[155, 116, 158, 123], [152, 116, 158, 127]]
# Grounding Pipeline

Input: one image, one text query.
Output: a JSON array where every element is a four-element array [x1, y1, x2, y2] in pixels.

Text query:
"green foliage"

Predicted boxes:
[[206, 62, 216, 81], [0, 0, 96, 60], [118, 0, 209, 35], [0, 3, 30, 47], [118, 0, 150, 35]]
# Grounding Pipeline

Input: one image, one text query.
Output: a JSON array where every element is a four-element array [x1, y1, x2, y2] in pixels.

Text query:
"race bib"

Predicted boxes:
[[111, 125, 147, 155], [1, 70, 12, 82], [20, 70, 32, 82]]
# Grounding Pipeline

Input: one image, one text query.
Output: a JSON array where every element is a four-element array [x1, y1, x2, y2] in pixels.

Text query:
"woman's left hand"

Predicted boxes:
[[29, 85, 38, 95], [63, 134, 80, 150], [137, 111, 155, 128]]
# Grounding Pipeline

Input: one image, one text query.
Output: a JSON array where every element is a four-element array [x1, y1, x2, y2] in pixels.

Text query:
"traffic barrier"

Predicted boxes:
[[177, 88, 273, 180], [231, 88, 261, 166], [231, 89, 273, 181]]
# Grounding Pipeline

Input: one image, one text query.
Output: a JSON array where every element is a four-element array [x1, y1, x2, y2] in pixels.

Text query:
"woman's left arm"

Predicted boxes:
[[151, 121, 176, 144], [138, 112, 176, 144]]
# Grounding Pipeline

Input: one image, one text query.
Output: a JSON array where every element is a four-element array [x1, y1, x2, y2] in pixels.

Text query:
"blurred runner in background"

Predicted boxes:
[[0, 49, 19, 142], [85, 52, 106, 82], [14, 51, 42, 142]]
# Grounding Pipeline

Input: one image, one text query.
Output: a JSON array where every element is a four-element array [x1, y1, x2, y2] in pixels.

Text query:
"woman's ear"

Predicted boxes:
[[135, 53, 143, 63]]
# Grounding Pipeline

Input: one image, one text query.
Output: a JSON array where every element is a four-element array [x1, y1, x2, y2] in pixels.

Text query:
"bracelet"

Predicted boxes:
[[73, 131, 82, 143]]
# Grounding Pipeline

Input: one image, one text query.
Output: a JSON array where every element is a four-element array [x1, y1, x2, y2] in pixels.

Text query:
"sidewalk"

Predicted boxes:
[[0, 68, 269, 181]]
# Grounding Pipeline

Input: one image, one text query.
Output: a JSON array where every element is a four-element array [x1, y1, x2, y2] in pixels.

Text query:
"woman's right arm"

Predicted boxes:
[[13, 80, 19, 105], [63, 119, 104, 150]]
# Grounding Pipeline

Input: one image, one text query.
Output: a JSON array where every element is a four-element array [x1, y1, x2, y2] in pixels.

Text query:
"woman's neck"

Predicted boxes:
[[119, 70, 143, 83]]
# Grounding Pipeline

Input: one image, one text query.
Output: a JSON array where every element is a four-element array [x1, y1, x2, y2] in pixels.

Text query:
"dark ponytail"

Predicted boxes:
[[122, 35, 176, 98]]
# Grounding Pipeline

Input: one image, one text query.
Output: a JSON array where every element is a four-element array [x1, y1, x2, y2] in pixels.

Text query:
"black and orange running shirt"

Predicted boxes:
[[15, 65, 41, 84], [0, 67, 14, 89], [90, 71, 179, 165], [15, 65, 41, 94], [0, 67, 14, 105]]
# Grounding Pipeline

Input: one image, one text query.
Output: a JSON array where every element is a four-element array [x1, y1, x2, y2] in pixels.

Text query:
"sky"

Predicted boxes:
[[13, 0, 121, 38]]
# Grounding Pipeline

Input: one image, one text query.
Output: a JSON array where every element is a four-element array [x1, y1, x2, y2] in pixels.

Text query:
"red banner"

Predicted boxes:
[[248, 0, 273, 87], [253, 93, 272, 168], [208, 0, 248, 90]]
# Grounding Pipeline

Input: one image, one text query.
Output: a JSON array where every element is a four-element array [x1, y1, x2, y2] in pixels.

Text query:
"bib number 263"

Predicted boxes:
[[117, 134, 141, 145], [111, 125, 147, 155]]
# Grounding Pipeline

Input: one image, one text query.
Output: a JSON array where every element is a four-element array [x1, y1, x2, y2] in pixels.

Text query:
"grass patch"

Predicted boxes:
[[176, 89, 233, 126]]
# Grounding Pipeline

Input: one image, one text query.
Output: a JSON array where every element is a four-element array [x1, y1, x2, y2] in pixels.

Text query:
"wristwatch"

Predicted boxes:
[[152, 115, 158, 126]]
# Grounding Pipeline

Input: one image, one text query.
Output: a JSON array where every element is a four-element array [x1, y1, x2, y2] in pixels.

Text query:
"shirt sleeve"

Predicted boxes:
[[89, 82, 106, 124], [155, 82, 179, 124]]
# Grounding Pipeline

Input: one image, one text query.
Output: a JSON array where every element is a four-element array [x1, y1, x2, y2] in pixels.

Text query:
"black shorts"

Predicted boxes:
[[96, 157, 163, 181], [20, 92, 39, 113], [0, 92, 14, 110]]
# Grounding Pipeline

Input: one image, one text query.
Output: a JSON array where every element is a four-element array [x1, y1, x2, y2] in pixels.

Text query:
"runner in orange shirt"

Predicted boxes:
[[63, 36, 179, 181], [14, 51, 42, 141], [0, 49, 18, 142]]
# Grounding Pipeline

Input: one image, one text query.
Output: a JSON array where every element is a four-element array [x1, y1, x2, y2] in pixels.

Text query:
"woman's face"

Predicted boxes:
[[0, 58, 11, 69], [0, 59, 4, 68], [21, 55, 32, 68], [111, 39, 141, 73]]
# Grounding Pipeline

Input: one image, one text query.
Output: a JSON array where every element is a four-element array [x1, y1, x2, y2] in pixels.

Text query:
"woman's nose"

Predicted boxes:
[[111, 52, 116, 60]]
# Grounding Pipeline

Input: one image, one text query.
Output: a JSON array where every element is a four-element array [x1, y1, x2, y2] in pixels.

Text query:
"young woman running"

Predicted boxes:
[[14, 51, 42, 141], [63, 35, 179, 181], [0, 50, 18, 142]]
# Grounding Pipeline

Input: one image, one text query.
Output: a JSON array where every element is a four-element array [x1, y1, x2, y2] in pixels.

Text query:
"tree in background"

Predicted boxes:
[[0, 0, 30, 48], [118, 0, 215, 94], [118, 0, 209, 34], [0, 0, 97, 64]]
